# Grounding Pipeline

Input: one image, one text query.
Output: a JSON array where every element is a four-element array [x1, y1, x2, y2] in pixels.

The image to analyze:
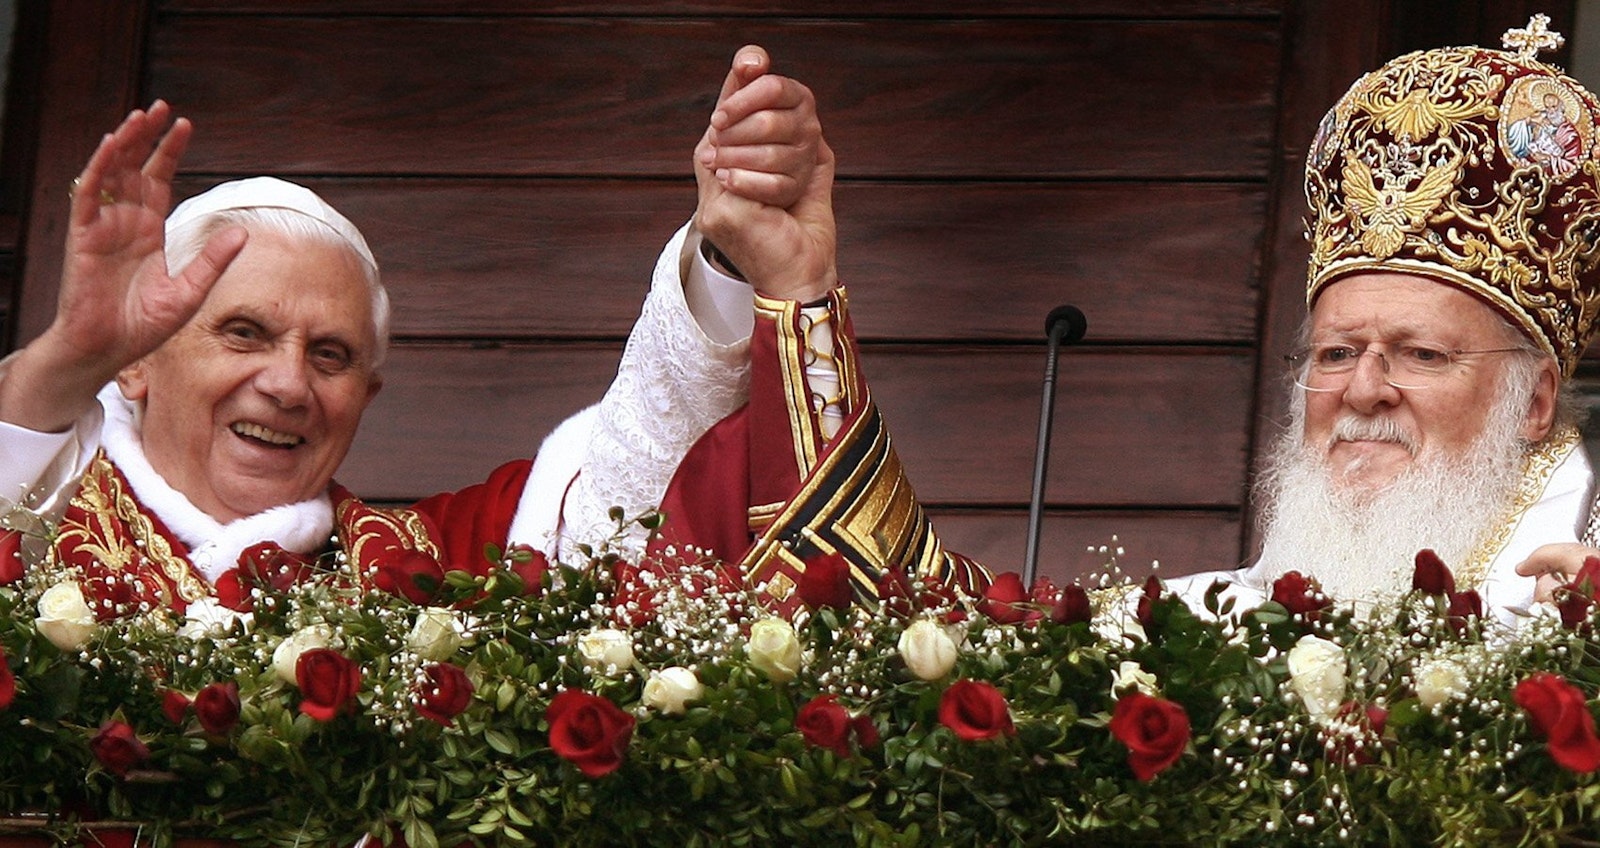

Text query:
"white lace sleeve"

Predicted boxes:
[[0, 357, 103, 528], [559, 224, 753, 560]]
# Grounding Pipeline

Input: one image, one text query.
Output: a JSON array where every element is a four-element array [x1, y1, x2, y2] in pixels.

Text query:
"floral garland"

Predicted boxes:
[[4, 515, 1600, 847]]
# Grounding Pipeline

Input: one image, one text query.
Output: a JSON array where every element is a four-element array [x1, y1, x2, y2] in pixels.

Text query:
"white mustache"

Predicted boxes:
[[1329, 415, 1418, 454]]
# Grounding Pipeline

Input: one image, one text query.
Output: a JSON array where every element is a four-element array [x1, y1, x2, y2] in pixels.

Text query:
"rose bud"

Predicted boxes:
[[796, 695, 853, 757], [1109, 692, 1190, 781], [547, 689, 635, 778], [938, 679, 1015, 742], [977, 572, 1035, 625], [797, 551, 854, 610], [642, 667, 704, 716], [1411, 549, 1456, 596], [195, 682, 241, 735], [415, 663, 474, 726], [0, 647, 15, 711], [576, 628, 636, 677], [898, 618, 959, 681], [1051, 584, 1093, 625], [36, 582, 98, 651], [90, 720, 150, 778], [746, 618, 803, 683], [296, 648, 362, 722]]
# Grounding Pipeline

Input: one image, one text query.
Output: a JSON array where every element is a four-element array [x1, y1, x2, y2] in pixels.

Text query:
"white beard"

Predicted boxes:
[[1251, 378, 1532, 607]]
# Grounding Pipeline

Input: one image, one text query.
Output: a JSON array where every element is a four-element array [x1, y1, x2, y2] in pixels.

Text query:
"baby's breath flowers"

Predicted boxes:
[[8, 525, 1600, 846]]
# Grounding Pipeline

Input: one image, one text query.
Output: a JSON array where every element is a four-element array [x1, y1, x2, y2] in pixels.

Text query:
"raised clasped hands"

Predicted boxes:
[[693, 45, 837, 304], [0, 101, 246, 432]]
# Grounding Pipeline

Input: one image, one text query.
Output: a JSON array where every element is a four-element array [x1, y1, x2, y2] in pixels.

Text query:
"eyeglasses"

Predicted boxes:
[[1284, 342, 1528, 392]]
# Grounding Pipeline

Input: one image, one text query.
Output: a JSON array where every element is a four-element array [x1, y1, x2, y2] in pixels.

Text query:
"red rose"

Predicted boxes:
[[938, 679, 1015, 742], [238, 542, 316, 592], [1271, 571, 1329, 619], [1134, 575, 1163, 628], [1558, 557, 1600, 630], [212, 569, 253, 612], [1574, 556, 1600, 597], [83, 572, 136, 621], [0, 647, 14, 710], [546, 689, 635, 778], [506, 546, 549, 597], [296, 648, 362, 722], [917, 577, 960, 610], [374, 550, 446, 605], [1324, 701, 1387, 767], [797, 552, 854, 610], [195, 681, 241, 734], [1446, 589, 1483, 634], [851, 714, 881, 750], [90, 720, 150, 778], [1108, 692, 1190, 781], [1051, 584, 1093, 625], [1515, 673, 1600, 773], [161, 689, 191, 724], [797, 695, 853, 757], [1411, 549, 1456, 596], [415, 663, 475, 726], [0, 530, 22, 585], [978, 572, 1036, 625], [1559, 591, 1594, 630], [876, 570, 917, 620]]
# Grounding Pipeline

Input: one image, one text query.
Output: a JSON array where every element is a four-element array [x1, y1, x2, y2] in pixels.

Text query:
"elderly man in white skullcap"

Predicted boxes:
[[0, 46, 987, 617], [0, 48, 809, 612]]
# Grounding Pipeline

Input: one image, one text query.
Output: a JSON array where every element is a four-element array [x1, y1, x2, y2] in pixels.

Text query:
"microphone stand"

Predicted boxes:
[[1022, 305, 1087, 589]]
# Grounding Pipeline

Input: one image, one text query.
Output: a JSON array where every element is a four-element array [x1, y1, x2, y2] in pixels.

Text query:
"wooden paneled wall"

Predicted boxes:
[[2, 1, 1576, 586]]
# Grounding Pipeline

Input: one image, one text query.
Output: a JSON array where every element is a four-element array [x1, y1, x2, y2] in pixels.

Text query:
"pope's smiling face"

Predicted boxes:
[[119, 227, 382, 523]]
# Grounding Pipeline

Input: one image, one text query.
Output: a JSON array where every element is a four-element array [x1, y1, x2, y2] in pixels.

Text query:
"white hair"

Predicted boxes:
[[1253, 343, 1549, 607], [164, 206, 392, 367]]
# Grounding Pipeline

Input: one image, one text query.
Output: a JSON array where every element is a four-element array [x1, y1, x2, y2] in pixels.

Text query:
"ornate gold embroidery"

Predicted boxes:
[[336, 494, 442, 570], [1457, 426, 1580, 590], [754, 294, 822, 477], [53, 454, 209, 606], [1306, 35, 1600, 375]]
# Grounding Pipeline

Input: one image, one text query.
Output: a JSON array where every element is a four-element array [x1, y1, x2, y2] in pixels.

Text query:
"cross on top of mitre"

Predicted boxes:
[[1503, 13, 1565, 60]]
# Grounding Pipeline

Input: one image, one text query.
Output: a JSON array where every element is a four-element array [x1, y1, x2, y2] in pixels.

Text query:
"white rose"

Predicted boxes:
[[272, 625, 333, 683], [1110, 660, 1159, 698], [1414, 658, 1470, 710], [1093, 609, 1147, 648], [577, 628, 636, 676], [746, 618, 802, 683], [36, 582, 98, 651], [642, 666, 704, 715], [407, 607, 463, 662], [898, 618, 959, 681], [178, 597, 254, 639], [1286, 634, 1346, 725]]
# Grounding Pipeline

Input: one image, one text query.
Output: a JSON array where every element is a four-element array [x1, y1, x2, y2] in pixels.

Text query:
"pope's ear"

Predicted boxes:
[[116, 361, 150, 402]]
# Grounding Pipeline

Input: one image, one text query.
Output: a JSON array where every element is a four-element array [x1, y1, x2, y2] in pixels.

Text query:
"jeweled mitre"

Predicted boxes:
[[1305, 15, 1600, 375]]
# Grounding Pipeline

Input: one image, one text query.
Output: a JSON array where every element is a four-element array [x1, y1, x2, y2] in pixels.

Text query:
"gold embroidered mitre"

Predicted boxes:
[[1305, 14, 1600, 375]]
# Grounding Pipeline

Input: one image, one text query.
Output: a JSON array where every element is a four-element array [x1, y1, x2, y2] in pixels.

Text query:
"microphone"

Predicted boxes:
[[1022, 305, 1087, 589]]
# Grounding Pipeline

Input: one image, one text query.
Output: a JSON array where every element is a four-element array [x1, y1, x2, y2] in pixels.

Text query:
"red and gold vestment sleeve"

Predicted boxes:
[[652, 287, 990, 612]]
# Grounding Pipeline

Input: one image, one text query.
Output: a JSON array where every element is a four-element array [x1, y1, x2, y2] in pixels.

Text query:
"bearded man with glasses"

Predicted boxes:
[[1170, 18, 1600, 624]]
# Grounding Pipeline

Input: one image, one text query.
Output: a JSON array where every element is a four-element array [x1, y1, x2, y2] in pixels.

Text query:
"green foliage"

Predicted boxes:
[[4, 526, 1600, 846]]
